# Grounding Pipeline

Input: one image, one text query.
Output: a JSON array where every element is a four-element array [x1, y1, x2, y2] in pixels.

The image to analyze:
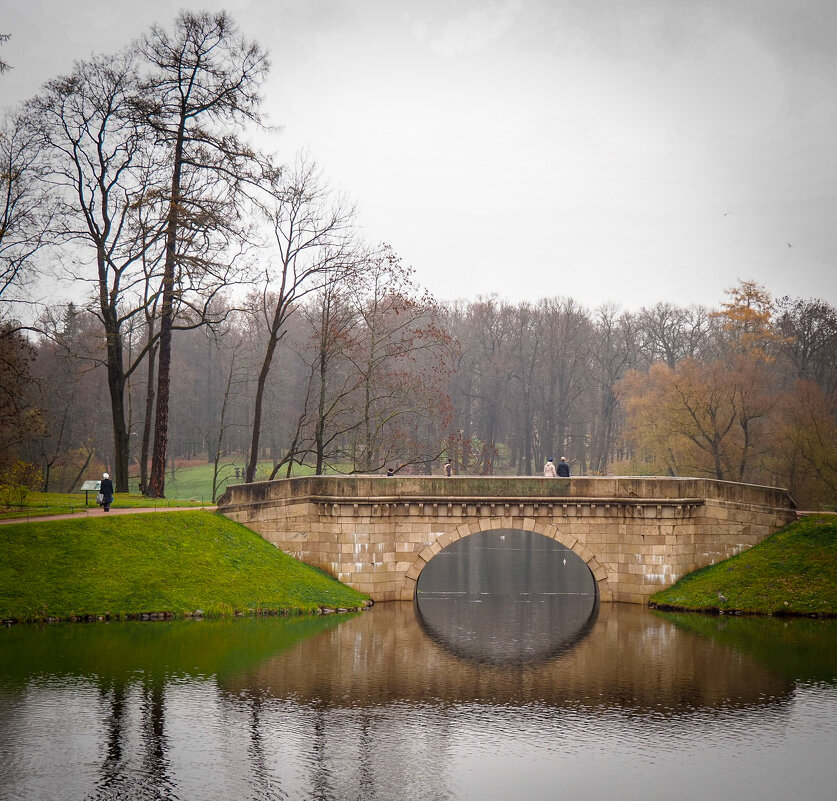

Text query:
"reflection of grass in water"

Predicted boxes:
[[655, 610, 837, 684], [0, 614, 358, 688]]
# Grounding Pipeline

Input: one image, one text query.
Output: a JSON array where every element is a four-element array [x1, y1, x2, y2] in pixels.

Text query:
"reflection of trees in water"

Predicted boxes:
[[298, 703, 451, 801], [310, 706, 334, 801], [1, 603, 824, 801], [223, 603, 794, 713], [92, 681, 128, 799], [245, 695, 288, 801], [140, 682, 172, 798], [86, 678, 176, 801]]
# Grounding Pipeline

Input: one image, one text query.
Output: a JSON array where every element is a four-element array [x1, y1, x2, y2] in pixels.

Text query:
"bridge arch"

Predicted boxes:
[[401, 517, 612, 602]]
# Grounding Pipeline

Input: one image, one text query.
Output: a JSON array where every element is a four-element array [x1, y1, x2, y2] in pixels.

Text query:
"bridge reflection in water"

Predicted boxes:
[[229, 601, 789, 711], [4, 604, 836, 801], [415, 529, 598, 665]]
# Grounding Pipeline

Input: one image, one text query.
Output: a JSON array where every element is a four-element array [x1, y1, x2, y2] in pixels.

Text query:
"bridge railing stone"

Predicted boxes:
[[218, 475, 794, 510]]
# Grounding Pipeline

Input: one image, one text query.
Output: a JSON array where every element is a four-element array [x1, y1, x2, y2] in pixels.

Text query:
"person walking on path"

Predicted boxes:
[[543, 458, 558, 478], [444, 461, 453, 477], [99, 472, 114, 512], [557, 457, 570, 478]]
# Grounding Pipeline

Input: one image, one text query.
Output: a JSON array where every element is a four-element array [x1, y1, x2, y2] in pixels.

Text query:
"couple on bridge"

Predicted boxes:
[[543, 457, 570, 478]]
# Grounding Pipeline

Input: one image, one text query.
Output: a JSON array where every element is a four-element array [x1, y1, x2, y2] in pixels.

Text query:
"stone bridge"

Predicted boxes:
[[216, 476, 796, 604]]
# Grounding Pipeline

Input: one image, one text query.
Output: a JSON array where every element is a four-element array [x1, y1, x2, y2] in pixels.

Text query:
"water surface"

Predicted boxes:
[[2, 600, 836, 801]]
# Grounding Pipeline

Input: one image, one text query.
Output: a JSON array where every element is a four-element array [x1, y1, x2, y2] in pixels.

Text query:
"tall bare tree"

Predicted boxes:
[[0, 34, 10, 75], [139, 11, 271, 497]]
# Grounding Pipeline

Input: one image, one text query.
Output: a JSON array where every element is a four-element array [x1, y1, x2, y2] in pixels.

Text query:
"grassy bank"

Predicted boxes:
[[0, 510, 368, 623], [651, 514, 837, 616]]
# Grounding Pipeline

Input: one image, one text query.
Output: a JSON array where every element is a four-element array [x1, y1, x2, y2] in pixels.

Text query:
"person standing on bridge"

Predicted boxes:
[[558, 457, 570, 478], [99, 472, 114, 512], [444, 460, 453, 477], [543, 458, 558, 477]]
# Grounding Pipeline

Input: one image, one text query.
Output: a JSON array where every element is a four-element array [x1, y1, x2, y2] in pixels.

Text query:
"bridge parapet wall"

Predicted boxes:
[[217, 477, 796, 604]]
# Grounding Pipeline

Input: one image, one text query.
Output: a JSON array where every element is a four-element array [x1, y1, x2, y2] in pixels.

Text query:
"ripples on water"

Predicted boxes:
[[1, 532, 837, 801]]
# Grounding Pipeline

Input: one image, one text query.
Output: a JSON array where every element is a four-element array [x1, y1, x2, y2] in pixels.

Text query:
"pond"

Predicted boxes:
[[1, 531, 836, 801]]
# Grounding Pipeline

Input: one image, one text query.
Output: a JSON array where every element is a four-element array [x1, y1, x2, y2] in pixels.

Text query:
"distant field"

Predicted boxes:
[[140, 460, 317, 503]]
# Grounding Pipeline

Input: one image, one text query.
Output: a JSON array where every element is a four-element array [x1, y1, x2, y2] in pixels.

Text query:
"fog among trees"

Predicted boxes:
[[2, 14, 835, 509]]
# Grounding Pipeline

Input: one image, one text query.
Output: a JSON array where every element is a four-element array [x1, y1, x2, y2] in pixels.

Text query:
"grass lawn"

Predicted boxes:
[[650, 514, 837, 615], [0, 510, 368, 622], [0, 491, 206, 520]]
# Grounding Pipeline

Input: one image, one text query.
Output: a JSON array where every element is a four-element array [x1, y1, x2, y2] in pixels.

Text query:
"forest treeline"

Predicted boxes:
[[2, 13, 836, 508]]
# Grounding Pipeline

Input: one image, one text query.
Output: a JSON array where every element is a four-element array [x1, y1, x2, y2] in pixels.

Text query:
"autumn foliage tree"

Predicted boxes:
[[619, 356, 772, 481], [770, 381, 837, 508], [617, 280, 837, 505]]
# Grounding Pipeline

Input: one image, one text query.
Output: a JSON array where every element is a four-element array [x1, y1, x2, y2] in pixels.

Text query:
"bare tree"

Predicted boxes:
[[344, 246, 452, 474], [210, 336, 249, 501], [244, 156, 354, 483], [138, 10, 272, 497], [301, 281, 364, 474], [27, 52, 164, 491], [0, 34, 10, 75], [0, 111, 49, 319]]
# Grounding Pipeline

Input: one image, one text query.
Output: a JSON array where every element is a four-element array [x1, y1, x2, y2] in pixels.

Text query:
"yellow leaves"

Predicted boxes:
[[710, 279, 787, 359], [618, 354, 774, 481]]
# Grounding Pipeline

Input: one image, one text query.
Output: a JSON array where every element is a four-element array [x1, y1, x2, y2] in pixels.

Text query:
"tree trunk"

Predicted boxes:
[[66, 447, 94, 494], [140, 333, 158, 495], [315, 339, 327, 474], [246, 334, 278, 483], [102, 315, 130, 493], [148, 112, 186, 498], [211, 356, 236, 502]]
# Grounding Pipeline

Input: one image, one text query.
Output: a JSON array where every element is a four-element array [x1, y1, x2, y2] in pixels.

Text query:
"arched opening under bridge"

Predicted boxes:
[[415, 529, 598, 665]]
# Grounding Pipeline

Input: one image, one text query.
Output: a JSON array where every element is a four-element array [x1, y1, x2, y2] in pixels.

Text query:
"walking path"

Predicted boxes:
[[0, 506, 217, 525]]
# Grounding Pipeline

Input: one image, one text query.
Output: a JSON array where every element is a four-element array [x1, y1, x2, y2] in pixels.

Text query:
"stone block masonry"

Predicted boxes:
[[217, 476, 796, 604]]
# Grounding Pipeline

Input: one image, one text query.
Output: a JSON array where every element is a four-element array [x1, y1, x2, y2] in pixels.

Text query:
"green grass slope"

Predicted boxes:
[[651, 514, 837, 615], [0, 510, 368, 622]]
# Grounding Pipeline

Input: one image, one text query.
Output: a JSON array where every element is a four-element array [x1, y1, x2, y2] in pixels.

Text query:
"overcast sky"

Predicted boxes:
[[3, 0, 836, 311]]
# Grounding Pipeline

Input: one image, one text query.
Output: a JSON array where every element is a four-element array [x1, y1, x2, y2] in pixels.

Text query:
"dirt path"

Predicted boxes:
[[0, 506, 217, 525]]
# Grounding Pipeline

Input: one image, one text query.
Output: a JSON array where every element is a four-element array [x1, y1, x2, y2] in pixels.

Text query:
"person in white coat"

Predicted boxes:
[[543, 458, 558, 477]]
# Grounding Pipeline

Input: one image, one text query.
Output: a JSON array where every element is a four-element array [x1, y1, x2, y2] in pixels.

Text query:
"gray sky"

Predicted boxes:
[[3, 0, 836, 310]]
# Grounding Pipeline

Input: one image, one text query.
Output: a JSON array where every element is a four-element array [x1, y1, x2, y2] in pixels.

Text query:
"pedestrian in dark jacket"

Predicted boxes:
[[557, 457, 570, 478], [100, 472, 114, 512]]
